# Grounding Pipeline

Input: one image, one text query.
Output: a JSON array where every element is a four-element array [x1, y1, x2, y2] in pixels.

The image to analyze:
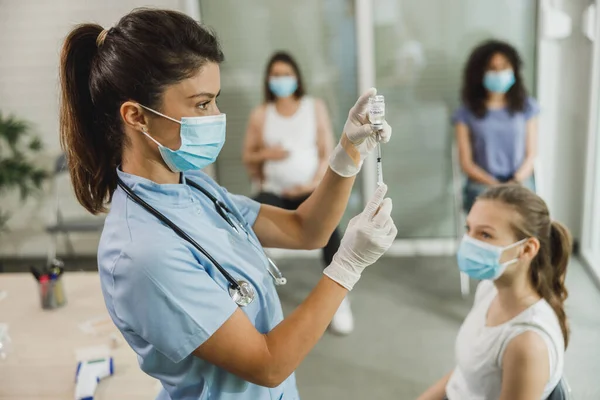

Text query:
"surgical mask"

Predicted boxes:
[[139, 105, 226, 172], [269, 76, 298, 98], [457, 234, 527, 280], [483, 69, 515, 93]]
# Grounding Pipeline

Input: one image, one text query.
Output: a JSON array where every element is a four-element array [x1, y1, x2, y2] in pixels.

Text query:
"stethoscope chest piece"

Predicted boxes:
[[229, 280, 255, 307]]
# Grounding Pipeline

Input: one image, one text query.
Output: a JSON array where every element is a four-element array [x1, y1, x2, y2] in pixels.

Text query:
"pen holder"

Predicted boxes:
[[39, 276, 67, 310]]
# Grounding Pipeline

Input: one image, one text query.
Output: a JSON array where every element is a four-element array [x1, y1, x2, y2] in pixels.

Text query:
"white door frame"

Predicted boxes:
[[581, 0, 600, 281]]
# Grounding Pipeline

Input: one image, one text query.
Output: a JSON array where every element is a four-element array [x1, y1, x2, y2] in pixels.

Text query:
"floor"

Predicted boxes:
[[1, 255, 597, 399], [274, 256, 600, 400]]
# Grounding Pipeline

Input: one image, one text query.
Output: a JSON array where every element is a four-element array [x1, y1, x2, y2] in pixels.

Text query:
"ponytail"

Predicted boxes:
[[59, 24, 116, 214], [547, 220, 572, 347]]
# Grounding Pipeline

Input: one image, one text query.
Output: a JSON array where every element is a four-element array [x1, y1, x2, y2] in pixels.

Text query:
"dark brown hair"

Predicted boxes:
[[59, 8, 224, 214], [461, 40, 528, 118], [479, 185, 572, 348], [263, 51, 305, 103]]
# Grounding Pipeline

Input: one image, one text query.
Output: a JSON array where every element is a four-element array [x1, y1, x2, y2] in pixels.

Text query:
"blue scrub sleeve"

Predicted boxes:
[[229, 194, 261, 227], [112, 240, 238, 363], [524, 97, 540, 120], [452, 105, 470, 125]]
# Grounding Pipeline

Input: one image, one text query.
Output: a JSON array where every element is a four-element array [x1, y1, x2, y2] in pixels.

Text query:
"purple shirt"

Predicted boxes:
[[452, 97, 540, 179]]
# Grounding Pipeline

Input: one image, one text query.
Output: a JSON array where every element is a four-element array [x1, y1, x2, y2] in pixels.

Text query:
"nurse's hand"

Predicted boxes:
[[323, 184, 396, 290], [328, 87, 392, 177]]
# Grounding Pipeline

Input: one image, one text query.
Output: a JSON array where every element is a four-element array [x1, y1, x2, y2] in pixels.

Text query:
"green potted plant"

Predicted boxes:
[[0, 112, 47, 231]]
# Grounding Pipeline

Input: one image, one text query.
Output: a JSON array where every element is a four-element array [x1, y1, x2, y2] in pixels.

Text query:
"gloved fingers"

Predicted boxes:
[[378, 215, 394, 234], [376, 218, 397, 247], [347, 123, 376, 144], [376, 121, 392, 143], [372, 198, 393, 228], [349, 87, 377, 118], [379, 214, 397, 234], [387, 220, 398, 237], [363, 184, 388, 219]]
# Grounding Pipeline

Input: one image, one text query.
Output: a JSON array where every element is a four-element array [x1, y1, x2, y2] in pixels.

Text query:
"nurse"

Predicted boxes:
[[59, 8, 394, 400]]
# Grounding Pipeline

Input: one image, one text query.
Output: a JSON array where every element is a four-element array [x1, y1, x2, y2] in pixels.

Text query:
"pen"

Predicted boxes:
[[30, 266, 42, 281], [40, 275, 50, 308]]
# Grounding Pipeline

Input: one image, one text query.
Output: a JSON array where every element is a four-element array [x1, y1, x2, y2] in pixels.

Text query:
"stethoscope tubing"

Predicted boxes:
[[116, 177, 242, 292]]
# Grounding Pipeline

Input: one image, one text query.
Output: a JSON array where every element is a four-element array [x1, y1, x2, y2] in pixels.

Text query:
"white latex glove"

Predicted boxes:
[[323, 184, 397, 290], [329, 88, 392, 177]]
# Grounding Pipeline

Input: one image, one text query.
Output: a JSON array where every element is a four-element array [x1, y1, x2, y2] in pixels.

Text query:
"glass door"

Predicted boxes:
[[369, 0, 538, 239], [201, 0, 538, 244], [200, 0, 363, 229]]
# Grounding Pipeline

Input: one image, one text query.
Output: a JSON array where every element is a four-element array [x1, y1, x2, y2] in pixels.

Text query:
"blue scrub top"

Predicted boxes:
[[452, 97, 540, 180], [98, 169, 299, 400]]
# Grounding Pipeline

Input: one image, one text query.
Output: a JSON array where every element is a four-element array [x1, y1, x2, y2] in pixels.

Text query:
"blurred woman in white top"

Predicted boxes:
[[243, 51, 352, 335], [418, 184, 571, 400]]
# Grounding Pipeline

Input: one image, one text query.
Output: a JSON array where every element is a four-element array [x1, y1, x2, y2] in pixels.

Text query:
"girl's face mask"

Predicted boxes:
[[457, 234, 527, 280]]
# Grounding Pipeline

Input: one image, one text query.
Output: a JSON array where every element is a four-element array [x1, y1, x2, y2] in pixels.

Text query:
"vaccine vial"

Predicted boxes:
[[369, 95, 385, 130]]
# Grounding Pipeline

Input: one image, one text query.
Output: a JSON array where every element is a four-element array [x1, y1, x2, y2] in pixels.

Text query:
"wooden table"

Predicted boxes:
[[0, 272, 160, 400]]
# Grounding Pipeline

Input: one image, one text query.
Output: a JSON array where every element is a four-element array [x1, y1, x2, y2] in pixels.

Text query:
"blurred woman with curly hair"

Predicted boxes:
[[454, 40, 539, 212]]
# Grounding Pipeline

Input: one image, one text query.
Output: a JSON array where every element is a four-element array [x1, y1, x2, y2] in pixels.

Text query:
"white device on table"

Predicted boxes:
[[369, 95, 385, 185], [75, 356, 114, 400]]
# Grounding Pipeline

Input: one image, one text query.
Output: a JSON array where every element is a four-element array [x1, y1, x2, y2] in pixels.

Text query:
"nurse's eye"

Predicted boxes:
[[481, 231, 493, 240], [196, 101, 211, 110]]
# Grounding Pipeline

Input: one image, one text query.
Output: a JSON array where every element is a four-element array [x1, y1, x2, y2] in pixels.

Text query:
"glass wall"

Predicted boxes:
[[200, 0, 363, 229], [371, 0, 538, 238], [202, 0, 538, 241]]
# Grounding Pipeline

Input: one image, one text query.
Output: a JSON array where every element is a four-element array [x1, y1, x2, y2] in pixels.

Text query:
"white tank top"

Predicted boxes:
[[261, 97, 319, 195], [446, 280, 564, 400]]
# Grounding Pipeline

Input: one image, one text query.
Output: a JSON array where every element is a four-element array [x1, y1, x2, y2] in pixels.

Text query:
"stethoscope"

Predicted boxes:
[[116, 176, 287, 307]]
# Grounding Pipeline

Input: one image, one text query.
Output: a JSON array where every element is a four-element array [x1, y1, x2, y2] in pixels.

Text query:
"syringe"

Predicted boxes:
[[376, 136, 383, 185]]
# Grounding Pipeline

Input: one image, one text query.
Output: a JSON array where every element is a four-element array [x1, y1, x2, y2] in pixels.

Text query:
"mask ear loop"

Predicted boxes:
[[137, 104, 182, 148], [500, 238, 529, 267], [140, 127, 164, 148], [139, 104, 182, 125]]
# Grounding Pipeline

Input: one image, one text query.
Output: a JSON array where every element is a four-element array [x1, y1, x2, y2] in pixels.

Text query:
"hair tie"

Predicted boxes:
[[96, 28, 109, 47]]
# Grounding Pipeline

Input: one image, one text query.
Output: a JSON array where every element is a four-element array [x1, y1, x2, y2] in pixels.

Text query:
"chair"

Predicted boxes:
[[450, 140, 470, 297], [45, 154, 105, 265], [547, 377, 572, 400]]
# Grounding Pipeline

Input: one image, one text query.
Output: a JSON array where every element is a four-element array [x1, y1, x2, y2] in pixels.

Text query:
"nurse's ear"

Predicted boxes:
[[120, 101, 148, 133]]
